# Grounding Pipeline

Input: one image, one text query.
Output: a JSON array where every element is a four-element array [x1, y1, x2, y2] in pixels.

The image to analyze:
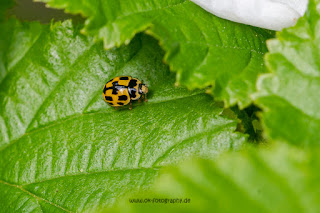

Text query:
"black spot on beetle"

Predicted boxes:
[[112, 88, 118, 94], [129, 79, 137, 88], [103, 85, 107, 93], [118, 95, 128, 101], [128, 87, 137, 99], [108, 102, 114, 105], [117, 102, 124, 106], [105, 96, 113, 101], [120, 76, 129, 80], [105, 87, 118, 95]]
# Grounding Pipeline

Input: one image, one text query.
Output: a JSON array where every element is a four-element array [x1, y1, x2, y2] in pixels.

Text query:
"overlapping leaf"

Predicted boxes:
[[255, 0, 320, 146], [37, 0, 274, 108], [0, 19, 246, 212], [0, 0, 15, 81], [108, 143, 320, 213]]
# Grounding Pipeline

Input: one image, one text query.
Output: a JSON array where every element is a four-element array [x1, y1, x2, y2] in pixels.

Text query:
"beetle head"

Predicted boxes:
[[140, 84, 148, 94]]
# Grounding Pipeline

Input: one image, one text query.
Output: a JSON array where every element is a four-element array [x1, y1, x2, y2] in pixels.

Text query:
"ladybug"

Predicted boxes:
[[102, 76, 148, 110]]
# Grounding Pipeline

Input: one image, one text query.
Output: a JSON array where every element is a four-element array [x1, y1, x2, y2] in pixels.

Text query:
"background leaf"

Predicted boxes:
[[0, 0, 14, 21], [37, 0, 274, 108], [108, 143, 320, 213], [255, 0, 320, 146], [0, 19, 246, 212]]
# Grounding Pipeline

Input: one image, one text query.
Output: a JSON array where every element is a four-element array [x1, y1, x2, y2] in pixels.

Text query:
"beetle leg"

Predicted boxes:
[[138, 98, 142, 103], [144, 93, 148, 102], [129, 102, 132, 110]]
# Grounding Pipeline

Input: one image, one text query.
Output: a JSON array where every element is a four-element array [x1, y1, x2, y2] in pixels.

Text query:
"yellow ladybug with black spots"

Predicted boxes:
[[103, 76, 148, 110]]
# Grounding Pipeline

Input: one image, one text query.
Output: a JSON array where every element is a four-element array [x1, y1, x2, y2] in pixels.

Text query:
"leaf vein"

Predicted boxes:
[[152, 123, 235, 166], [25, 44, 97, 133], [20, 168, 158, 186], [0, 180, 73, 213], [0, 27, 44, 86]]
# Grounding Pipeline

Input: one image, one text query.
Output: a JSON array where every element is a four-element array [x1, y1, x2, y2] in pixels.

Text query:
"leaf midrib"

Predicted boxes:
[[0, 94, 230, 191], [0, 92, 205, 153]]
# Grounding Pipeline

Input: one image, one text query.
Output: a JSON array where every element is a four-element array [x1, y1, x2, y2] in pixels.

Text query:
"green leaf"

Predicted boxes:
[[254, 0, 320, 146], [0, 19, 43, 84], [0, 0, 14, 21], [0, 19, 246, 212], [107, 143, 320, 213], [36, 0, 274, 108]]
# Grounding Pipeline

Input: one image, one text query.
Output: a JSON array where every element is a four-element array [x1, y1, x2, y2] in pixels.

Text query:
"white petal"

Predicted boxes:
[[191, 0, 309, 31]]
